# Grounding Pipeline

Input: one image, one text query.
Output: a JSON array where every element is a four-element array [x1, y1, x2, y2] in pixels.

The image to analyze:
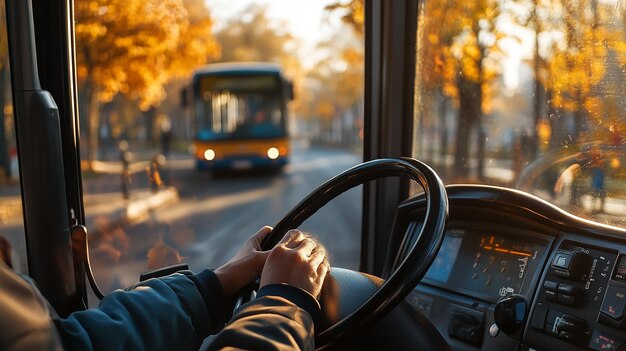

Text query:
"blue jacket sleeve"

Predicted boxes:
[[55, 269, 227, 351], [207, 284, 320, 351]]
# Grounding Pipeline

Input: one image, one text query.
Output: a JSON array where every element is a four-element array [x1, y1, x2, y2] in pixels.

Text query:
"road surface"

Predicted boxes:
[[89, 143, 364, 293]]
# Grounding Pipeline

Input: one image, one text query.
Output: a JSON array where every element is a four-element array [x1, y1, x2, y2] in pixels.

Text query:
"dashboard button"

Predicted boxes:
[[552, 251, 593, 281], [613, 255, 626, 282], [545, 289, 558, 303], [599, 285, 626, 330], [554, 253, 573, 270], [449, 311, 484, 346], [558, 293, 578, 307], [530, 303, 548, 331], [544, 280, 558, 291], [545, 310, 587, 337], [589, 329, 624, 351], [557, 283, 576, 295], [559, 330, 581, 344]]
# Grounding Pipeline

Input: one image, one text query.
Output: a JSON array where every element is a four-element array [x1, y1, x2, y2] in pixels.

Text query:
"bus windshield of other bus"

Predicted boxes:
[[189, 62, 293, 172]]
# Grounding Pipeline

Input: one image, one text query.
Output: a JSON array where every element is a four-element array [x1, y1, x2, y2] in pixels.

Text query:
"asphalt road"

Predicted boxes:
[[89, 143, 364, 293]]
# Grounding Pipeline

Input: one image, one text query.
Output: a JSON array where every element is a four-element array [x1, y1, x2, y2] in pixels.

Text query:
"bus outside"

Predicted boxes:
[[188, 62, 293, 172]]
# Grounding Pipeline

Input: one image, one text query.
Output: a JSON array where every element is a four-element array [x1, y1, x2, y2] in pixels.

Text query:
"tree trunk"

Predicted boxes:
[[144, 107, 157, 144], [438, 92, 448, 167], [573, 89, 586, 142], [454, 76, 482, 178], [532, 69, 544, 159]]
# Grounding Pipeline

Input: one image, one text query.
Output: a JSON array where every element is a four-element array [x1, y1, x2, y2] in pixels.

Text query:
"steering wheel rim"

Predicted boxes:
[[244, 158, 448, 349]]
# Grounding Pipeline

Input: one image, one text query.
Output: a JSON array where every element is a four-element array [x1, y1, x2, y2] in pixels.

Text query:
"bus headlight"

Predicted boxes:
[[204, 149, 216, 161], [267, 147, 280, 160]]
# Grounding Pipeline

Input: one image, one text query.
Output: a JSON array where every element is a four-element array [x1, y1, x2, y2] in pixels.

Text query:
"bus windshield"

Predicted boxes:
[[195, 74, 286, 140]]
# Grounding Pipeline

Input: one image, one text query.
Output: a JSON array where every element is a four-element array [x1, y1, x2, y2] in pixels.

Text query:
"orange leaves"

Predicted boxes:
[[325, 0, 364, 37], [538, 0, 622, 129], [75, 0, 218, 109], [417, 0, 503, 116]]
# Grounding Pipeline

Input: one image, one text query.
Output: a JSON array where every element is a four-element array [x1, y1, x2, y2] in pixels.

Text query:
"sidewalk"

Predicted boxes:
[[0, 143, 188, 271], [0, 186, 179, 230], [83, 187, 179, 232]]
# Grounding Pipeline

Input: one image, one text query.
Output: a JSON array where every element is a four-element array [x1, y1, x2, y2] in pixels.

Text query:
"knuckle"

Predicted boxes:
[[273, 244, 290, 255], [286, 229, 301, 237]]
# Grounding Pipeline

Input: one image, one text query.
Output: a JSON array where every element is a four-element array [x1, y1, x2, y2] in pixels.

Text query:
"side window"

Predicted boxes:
[[0, 1, 26, 273], [75, 0, 364, 294], [413, 0, 626, 226]]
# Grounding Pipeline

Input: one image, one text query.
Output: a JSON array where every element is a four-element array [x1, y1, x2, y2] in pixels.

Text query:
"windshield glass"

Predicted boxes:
[[196, 88, 285, 140], [413, 0, 626, 226], [74, 0, 364, 296]]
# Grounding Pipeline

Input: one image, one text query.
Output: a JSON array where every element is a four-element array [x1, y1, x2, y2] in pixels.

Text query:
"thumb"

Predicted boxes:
[[252, 226, 273, 249]]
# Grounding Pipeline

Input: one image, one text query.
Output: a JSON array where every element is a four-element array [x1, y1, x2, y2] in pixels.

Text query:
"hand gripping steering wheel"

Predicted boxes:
[[239, 158, 448, 350]]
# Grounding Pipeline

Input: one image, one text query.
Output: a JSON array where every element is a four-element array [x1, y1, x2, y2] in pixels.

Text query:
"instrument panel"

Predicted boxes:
[[397, 186, 626, 351], [424, 228, 550, 302]]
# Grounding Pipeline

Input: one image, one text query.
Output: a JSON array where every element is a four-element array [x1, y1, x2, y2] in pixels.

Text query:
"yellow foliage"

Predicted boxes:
[[416, 0, 504, 115], [325, 0, 364, 37], [75, 0, 219, 109]]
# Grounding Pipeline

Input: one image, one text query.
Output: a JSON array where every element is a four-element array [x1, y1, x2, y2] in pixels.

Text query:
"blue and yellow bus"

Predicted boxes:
[[188, 63, 293, 172]]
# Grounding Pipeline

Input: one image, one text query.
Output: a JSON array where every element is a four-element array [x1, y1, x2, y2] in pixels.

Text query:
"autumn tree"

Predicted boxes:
[[75, 0, 219, 163], [298, 35, 364, 142], [325, 0, 365, 36], [298, 0, 364, 145], [215, 5, 293, 64], [329, 0, 504, 175], [542, 0, 613, 142], [416, 0, 505, 178], [213, 5, 306, 116]]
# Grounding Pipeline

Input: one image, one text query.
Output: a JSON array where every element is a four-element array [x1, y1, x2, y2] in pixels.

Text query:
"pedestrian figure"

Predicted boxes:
[[147, 155, 165, 192], [159, 115, 172, 157], [119, 140, 131, 199], [590, 158, 606, 213]]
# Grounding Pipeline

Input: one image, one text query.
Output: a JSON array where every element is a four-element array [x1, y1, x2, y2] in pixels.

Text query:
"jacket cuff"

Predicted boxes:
[[187, 269, 228, 333], [257, 284, 321, 323]]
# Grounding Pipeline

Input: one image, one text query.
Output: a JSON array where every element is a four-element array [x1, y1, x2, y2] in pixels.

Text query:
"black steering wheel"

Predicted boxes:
[[239, 158, 449, 350]]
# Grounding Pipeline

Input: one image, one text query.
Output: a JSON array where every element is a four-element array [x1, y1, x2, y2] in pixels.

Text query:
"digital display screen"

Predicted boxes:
[[424, 229, 464, 283], [200, 75, 279, 93], [612, 255, 626, 281], [424, 229, 547, 300]]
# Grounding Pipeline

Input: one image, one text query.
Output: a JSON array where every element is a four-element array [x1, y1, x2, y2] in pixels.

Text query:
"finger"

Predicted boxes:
[[251, 226, 273, 250], [316, 257, 330, 281], [309, 246, 327, 268], [280, 229, 305, 248], [295, 237, 317, 256]]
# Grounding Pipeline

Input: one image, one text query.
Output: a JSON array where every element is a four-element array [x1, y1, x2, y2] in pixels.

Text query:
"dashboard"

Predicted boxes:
[[398, 185, 626, 351]]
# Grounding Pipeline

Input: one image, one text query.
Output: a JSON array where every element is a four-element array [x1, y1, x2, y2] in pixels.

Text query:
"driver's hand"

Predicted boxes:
[[260, 229, 329, 299], [214, 226, 272, 298]]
